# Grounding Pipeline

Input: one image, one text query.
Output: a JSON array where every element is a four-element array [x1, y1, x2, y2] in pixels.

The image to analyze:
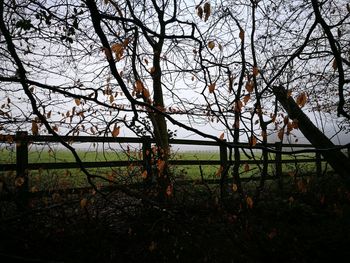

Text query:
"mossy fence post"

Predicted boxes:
[[316, 152, 322, 176], [15, 131, 29, 210], [275, 142, 283, 191], [219, 140, 229, 200]]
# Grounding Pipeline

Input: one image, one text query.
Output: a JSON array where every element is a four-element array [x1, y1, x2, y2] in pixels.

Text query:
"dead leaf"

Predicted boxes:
[[246, 196, 254, 209], [32, 121, 39, 135], [232, 183, 238, 192], [243, 94, 250, 104], [278, 129, 284, 141], [253, 66, 259, 77], [203, 2, 211, 21], [208, 83, 215, 93], [244, 163, 250, 172], [332, 58, 337, 71], [219, 132, 224, 140], [75, 98, 81, 106], [141, 170, 148, 179], [208, 41, 215, 50], [245, 81, 254, 93], [239, 29, 245, 41], [15, 177, 25, 187], [80, 198, 88, 209], [197, 6, 203, 19], [166, 185, 173, 196], [249, 136, 257, 147], [112, 125, 120, 137], [296, 92, 307, 108]]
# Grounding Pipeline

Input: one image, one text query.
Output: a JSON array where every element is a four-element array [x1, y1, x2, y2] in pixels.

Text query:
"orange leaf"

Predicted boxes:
[[143, 88, 150, 99], [141, 170, 148, 179], [112, 125, 120, 137], [244, 163, 250, 172], [135, 80, 144, 93], [249, 135, 257, 147], [15, 177, 25, 187], [80, 198, 88, 209], [166, 185, 173, 196], [216, 165, 224, 177], [157, 159, 166, 174], [111, 43, 124, 61], [246, 196, 254, 209], [232, 183, 238, 192], [32, 121, 39, 135], [208, 83, 215, 93], [296, 92, 307, 108]]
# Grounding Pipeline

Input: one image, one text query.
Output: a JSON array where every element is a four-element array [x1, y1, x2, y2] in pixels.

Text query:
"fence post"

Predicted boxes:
[[15, 131, 29, 210], [219, 140, 229, 200], [142, 136, 152, 182], [275, 142, 282, 178], [316, 152, 322, 176]]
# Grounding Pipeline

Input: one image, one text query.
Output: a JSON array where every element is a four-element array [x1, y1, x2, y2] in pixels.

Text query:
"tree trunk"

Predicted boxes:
[[273, 85, 350, 177]]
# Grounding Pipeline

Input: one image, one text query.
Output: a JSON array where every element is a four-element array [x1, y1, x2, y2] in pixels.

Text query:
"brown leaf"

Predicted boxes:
[[232, 183, 238, 192], [219, 132, 224, 140], [135, 80, 144, 93], [239, 30, 245, 41], [216, 165, 223, 177], [112, 125, 120, 137], [32, 121, 39, 135], [75, 98, 81, 106], [249, 135, 257, 147], [166, 185, 173, 196], [278, 129, 284, 141], [203, 2, 211, 21], [234, 100, 243, 112], [80, 198, 88, 209], [296, 92, 307, 108], [141, 170, 148, 179], [197, 6, 203, 19], [109, 95, 114, 103], [208, 41, 215, 50], [245, 81, 254, 93], [253, 66, 259, 77], [332, 58, 337, 71], [208, 83, 215, 93], [244, 163, 250, 172], [246, 196, 254, 209], [15, 177, 25, 187], [243, 94, 250, 104], [111, 43, 124, 61]]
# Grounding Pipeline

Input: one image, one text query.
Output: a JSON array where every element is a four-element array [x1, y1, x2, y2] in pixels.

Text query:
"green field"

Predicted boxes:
[[0, 146, 333, 192]]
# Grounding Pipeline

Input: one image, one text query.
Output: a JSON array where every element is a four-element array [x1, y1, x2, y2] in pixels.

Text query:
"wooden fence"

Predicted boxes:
[[1, 131, 349, 195]]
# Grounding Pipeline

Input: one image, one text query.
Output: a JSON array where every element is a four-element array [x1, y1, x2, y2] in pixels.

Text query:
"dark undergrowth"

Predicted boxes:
[[1, 174, 350, 263]]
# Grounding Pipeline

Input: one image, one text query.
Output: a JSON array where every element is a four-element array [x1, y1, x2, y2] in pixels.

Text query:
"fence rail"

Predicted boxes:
[[1, 132, 349, 192]]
